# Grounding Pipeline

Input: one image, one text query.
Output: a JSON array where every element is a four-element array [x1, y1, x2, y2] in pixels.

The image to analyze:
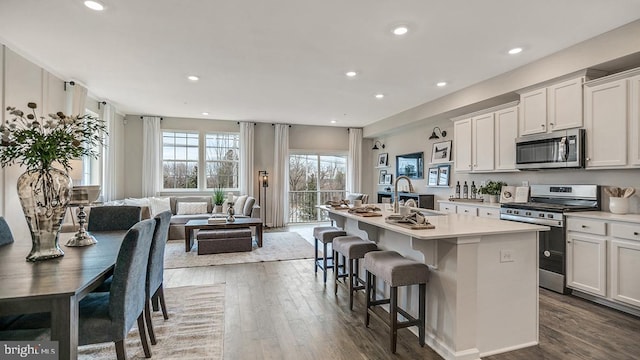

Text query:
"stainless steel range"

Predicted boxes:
[[500, 184, 601, 294]]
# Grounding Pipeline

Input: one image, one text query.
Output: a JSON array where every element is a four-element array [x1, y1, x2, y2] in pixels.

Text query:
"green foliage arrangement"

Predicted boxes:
[[0, 102, 107, 172], [477, 180, 508, 195], [213, 186, 226, 205]]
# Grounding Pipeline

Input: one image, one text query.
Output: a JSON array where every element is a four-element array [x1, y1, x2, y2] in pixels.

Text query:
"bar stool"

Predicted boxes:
[[364, 250, 429, 353], [313, 226, 347, 283], [332, 235, 378, 310]]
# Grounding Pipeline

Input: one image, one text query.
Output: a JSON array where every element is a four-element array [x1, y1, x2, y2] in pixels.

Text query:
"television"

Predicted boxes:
[[396, 152, 424, 179]]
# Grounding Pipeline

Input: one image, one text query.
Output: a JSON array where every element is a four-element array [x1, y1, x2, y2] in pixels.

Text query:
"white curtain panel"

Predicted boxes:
[[142, 116, 162, 197], [347, 128, 363, 194], [271, 124, 290, 227], [70, 84, 88, 116], [239, 122, 254, 196], [102, 104, 117, 201]]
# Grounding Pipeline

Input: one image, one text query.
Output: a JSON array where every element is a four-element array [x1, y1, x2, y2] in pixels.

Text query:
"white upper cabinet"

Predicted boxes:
[[584, 77, 629, 168], [519, 77, 585, 136], [494, 106, 518, 171], [629, 74, 640, 166], [453, 118, 472, 172], [472, 112, 495, 171]]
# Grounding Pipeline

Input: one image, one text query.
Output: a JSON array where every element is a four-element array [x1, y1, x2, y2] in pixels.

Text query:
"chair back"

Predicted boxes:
[[146, 211, 171, 297], [0, 217, 15, 246], [87, 206, 142, 232], [108, 218, 156, 338]]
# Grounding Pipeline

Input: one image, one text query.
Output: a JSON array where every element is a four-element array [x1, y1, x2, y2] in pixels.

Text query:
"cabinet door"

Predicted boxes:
[[584, 79, 628, 168], [629, 74, 640, 166], [439, 203, 456, 214], [566, 233, 607, 296], [494, 106, 518, 171], [472, 113, 494, 171], [477, 206, 500, 219], [453, 118, 472, 172], [456, 205, 478, 216], [519, 88, 547, 136], [547, 77, 584, 131], [610, 239, 640, 307]]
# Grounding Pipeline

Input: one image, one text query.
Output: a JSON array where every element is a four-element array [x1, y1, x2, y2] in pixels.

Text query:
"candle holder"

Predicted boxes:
[[65, 185, 101, 247]]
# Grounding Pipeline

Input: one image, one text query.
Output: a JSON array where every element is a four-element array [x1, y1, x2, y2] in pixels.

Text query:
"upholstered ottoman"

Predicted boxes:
[[197, 228, 253, 255]]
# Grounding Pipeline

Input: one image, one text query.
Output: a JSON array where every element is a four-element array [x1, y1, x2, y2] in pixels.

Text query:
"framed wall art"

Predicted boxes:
[[437, 165, 450, 186], [427, 167, 438, 186], [431, 140, 452, 164], [378, 169, 387, 184], [377, 153, 389, 167]]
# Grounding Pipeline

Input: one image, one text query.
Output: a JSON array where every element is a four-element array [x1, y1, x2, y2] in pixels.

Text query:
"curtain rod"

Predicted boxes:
[[236, 122, 257, 125], [271, 124, 292, 127], [139, 116, 164, 120]]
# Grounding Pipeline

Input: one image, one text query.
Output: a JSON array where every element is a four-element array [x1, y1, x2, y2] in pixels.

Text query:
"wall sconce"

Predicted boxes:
[[372, 140, 386, 150], [428, 127, 447, 140]]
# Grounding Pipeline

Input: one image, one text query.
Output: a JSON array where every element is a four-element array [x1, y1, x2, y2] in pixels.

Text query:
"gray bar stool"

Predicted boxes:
[[364, 250, 429, 353], [313, 226, 347, 283], [332, 235, 378, 310]]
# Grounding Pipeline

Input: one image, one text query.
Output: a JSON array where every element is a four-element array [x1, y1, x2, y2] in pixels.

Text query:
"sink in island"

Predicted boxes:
[[320, 205, 548, 360]]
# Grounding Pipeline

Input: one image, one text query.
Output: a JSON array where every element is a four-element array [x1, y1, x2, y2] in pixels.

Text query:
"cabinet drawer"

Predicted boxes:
[[478, 207, 500, 219], [566, 218, 606, 235], [610, 223, 640, 241], [439, 203, 456, 214], [456, 205, 478, 216]]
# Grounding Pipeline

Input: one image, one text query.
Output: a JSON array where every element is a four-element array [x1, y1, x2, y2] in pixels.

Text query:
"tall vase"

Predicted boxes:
[[17, 168, 71, 262]]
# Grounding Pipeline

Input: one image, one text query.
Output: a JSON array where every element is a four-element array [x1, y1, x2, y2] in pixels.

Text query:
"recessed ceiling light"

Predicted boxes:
[[84, 1, 104, 11], [330, 120, 337, 124], [436, 82, 447, 87], [345, 71, 357, 77], [202, 112, 209, 116], [392, 26, 409, 36], [187, 75, 199, 81], [508, 47, 523, 55], [375, 94, 384, 99]]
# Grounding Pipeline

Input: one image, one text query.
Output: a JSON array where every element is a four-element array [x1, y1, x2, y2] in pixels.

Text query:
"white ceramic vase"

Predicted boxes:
[[609, 197, 629, 215]]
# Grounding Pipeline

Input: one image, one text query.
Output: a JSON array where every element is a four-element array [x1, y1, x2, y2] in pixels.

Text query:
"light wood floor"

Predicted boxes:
[[164, 226, 640, 360]]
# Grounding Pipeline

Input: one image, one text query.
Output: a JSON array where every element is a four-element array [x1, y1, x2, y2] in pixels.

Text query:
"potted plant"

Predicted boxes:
[[477, 180, 507, 203], [213, 186, 226, 213]]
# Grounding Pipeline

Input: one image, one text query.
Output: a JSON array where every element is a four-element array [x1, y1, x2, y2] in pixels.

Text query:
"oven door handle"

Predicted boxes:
[[500, 214, 563, 227]]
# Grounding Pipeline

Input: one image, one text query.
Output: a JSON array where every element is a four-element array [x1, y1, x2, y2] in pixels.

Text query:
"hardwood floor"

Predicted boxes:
[[164, 227, 640, 360]]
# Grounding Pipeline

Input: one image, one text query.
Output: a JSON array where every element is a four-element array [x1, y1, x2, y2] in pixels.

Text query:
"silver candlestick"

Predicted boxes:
[[65, 185, 101, 247]]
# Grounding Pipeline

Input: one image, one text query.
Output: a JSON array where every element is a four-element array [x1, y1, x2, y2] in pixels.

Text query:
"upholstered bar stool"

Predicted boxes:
[[313, 226, 347, 283], [364, 250, 429, 354], [332, 235, 378, 310]]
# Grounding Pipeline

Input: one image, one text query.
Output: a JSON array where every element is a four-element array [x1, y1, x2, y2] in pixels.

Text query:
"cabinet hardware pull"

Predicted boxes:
[[634, 232, 639, 236], [581, 225, 587, 228], [549, 122, 554, 126], [567, 241, 571, 243]]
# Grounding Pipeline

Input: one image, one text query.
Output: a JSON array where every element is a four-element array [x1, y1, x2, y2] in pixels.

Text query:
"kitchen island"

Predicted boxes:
[[321, 205, 548, 360]]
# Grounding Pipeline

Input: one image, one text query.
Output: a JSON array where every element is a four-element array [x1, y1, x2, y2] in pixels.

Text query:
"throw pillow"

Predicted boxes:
[[176, 202, 208, 215], [149, 197, 171, 216], [124, 197, 150, 207], [234, 195, 248, 215]]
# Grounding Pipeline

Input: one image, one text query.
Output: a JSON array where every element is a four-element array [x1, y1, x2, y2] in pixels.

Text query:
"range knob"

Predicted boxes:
[[538, 213, 545, 218], [514, 210, 520, 215], [547, 214, 554, 218], [525, 212, 532, 216], [506, 210, 512, 214]]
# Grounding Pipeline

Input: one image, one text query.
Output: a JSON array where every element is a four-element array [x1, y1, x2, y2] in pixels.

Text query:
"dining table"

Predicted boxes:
[[0, 230, 127, 360]]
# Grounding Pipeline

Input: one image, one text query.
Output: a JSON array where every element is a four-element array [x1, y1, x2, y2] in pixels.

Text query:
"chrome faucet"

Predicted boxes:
[[394, 175, 415, 213]]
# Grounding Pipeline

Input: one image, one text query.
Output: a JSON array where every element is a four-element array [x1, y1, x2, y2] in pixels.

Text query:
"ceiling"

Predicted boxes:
[[1, 1, 639, 128]]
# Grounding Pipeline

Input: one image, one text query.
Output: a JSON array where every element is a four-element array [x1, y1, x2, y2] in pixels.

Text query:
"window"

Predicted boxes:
[[162, 130, 240, 190], [289, 153, 347, 223], [205, 133, 239, 189], [162, 131, 199, 189], [79, 109, 103, 186]]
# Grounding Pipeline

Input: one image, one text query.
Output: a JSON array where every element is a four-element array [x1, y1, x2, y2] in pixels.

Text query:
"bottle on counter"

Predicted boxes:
[[455, 181, 461, 198], [463, 181, 469, 199], [471, 181, 477, 199]]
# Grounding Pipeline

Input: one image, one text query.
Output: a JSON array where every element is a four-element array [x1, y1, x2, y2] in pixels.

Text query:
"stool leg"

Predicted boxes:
[[419, 283, 426, 347], [323, 242, 328, 283], [390, 286, 398, 354], [334, 250, 339, 295], [365, 270, 371, 327], [314, 238, 319, 274], [348, 258, 354, 310]]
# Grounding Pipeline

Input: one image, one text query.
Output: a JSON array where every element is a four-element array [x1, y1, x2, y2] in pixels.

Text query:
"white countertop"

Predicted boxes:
[[437, 199, 502, 208], [320, 205, 547, 240], [566, 211, 640, 224]]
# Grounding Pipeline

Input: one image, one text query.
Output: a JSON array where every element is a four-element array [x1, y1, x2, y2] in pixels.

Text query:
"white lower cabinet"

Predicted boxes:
[[438, 201, 500, 219], [439, 203, 456, 214], [566, 215, 640, 310], [456, 205, 478, 216]]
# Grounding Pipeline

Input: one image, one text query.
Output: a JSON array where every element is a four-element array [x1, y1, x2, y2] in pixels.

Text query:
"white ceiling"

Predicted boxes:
[[1, 1, 639, 128]]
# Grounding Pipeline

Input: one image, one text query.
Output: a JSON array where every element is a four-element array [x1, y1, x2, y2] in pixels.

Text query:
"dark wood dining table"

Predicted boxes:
[[0, 231, 127, 360]]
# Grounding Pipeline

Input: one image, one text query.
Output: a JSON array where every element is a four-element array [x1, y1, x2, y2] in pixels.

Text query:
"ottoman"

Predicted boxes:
[[197, 228, 253, 255]]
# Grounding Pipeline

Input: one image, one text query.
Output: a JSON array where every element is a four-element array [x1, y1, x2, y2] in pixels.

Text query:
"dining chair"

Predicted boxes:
[[144, 210, 172, 345], [87, 205, 142, 232], [78, 218, 156, 359], [0, 216, 14, 246]]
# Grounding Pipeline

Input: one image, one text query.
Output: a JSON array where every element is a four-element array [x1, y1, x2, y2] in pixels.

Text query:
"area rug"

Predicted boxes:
[[164, 231, 314, 269], [78, 284, 225, 360]]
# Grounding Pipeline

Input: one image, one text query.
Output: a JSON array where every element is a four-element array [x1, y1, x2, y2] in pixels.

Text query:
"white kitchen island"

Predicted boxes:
[[321, 205, 548, 360]]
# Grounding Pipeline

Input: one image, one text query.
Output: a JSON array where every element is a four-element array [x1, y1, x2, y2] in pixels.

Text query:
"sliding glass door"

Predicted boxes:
[[289, 154, 346, 223]]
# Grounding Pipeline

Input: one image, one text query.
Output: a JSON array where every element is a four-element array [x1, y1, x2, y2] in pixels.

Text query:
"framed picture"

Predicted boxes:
[[437, 165, 450, 186], [383, 173, 393, 185], [427, 167, 438, 186], [431, 140, 452, 164], [378, 169, 387, 184], [377, 153, 389, 167]]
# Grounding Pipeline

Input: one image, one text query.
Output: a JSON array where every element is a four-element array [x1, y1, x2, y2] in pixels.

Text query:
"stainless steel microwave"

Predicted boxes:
[[515, 129, 585, 169]]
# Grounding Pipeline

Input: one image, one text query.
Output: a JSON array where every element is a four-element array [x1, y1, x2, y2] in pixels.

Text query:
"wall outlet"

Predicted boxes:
[[500, 249, 515, 263]]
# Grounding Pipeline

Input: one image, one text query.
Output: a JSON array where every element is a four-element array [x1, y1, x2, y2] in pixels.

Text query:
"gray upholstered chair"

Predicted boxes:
[[78, 218, 156, 359], [0, 216, 14, 246], [144, 210, 172, 345], [87, 206, 142, 232]]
